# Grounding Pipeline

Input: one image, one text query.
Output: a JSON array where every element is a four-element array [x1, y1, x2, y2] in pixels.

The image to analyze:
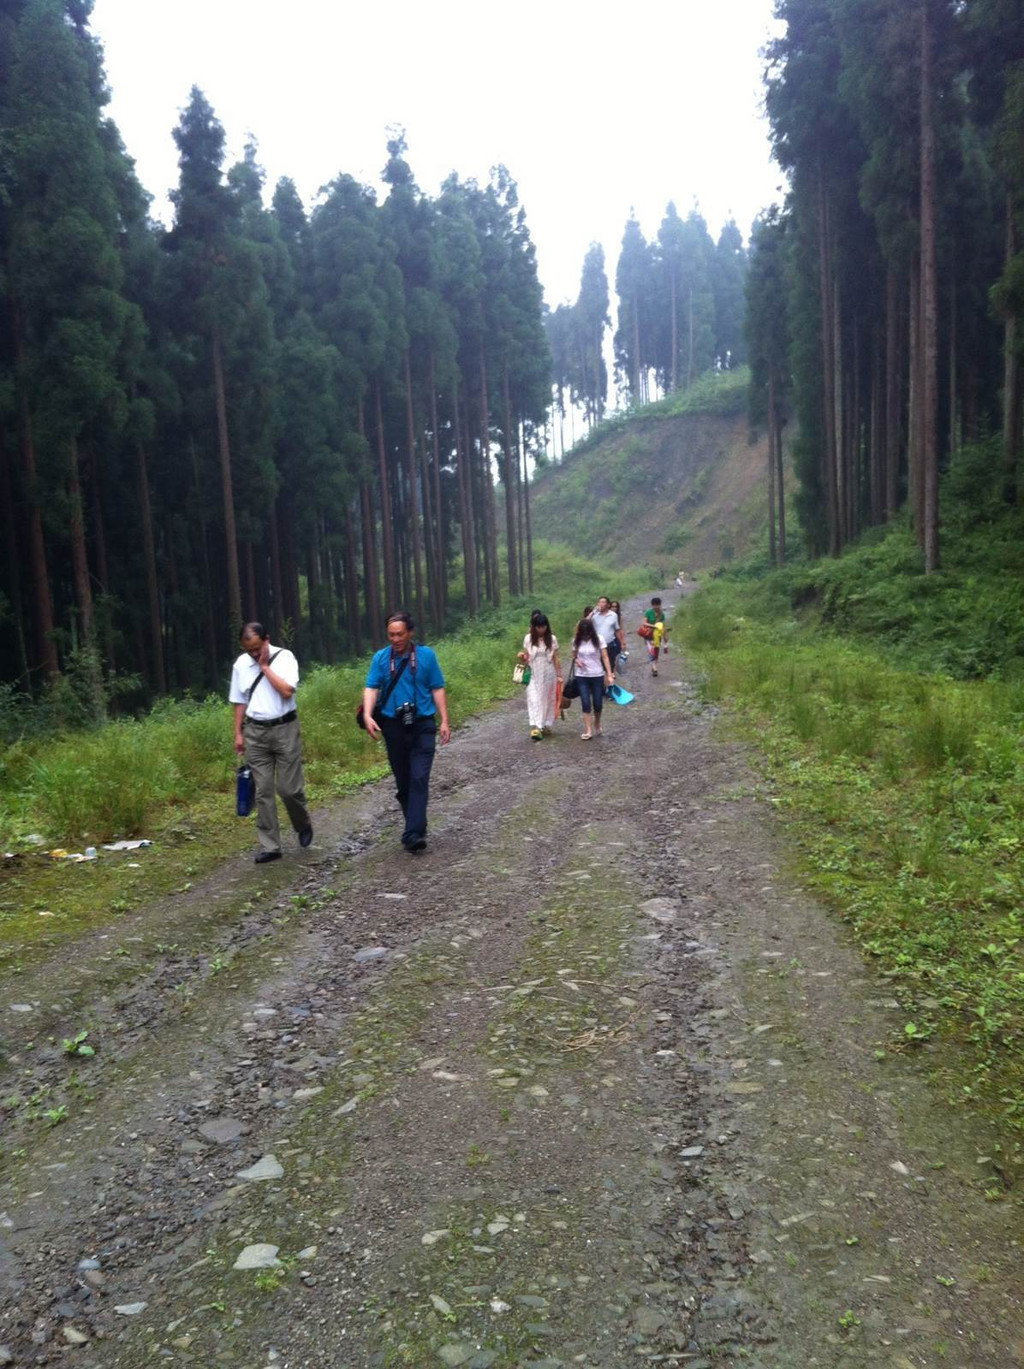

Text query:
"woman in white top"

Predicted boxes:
[[518, 612, 562, 740], [571, 617, 613, 740]]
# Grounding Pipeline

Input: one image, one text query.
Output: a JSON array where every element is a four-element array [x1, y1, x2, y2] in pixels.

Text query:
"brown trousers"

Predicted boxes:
[[243, 718, 310, 853]]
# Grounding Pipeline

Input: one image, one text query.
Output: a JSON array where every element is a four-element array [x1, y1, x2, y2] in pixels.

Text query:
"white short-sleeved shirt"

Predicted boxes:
[[228, 645, 300, 720], [590, 609, 620, 647]]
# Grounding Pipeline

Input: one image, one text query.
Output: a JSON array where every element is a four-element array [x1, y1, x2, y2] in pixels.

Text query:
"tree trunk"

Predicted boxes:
[[454, 384, 478, 615], [478, 345, 500, 606], [818, 165, 840, 556], [428, 351, 447, 625], [948, 269, 958, 460], [137, 443, 166, 694], [243, 540, 257, 620], [521, 418, 534, 594], [1003, 196, 1021, 504], [0, 432, 30, 686], [920, 0, 940, 573], [11, 305, 58, 678], [374, 380, 398, 612], [884, 266, 902, 520], [687, 287, 695, 389], [909, 263, 924, 546], [360, 482, 381, 641], [768, 376, 778, 566], [268, 503, 285, 638], [403, 350, 425, 627], [211, 326, 243, 632], [775, 390, 787, 566], [670, 272, 678, 392], [501, 365, 520, 596], [68, 439, 95, 645], [190, 436, 219, 686]]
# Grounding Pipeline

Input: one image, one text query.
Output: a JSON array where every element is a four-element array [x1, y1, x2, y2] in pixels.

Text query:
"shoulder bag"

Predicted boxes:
[[356, 653, 410, 730]]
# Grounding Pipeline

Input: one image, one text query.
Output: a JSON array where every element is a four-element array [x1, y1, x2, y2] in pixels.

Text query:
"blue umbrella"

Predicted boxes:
[[608, 683, 634, 706]]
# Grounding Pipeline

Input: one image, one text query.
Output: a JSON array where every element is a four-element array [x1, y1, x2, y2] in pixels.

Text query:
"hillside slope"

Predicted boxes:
[[530, 372, 771, 575]]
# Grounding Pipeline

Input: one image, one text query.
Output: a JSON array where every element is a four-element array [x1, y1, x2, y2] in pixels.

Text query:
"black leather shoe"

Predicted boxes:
[[403, 833, 427, 852], [254, 850, 282, 864], [298, 824, 313, 848]]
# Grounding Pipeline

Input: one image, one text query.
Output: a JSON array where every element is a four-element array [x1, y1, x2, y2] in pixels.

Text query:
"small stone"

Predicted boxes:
[[77, 1258, 101, 1271], [469, 1354, 500, 1368], [496, 1077, 519, 1089], [8, 1004, 32, 1013], [252, 1007, 278, 1018], [430, 1294, 453, 1316], [438, 1345, 471, 1366], [527, 1085, 549, 1098], [236, 1155, 284, 1183], [486, 1221, 509, 1236], [680, 1146, 704, 1158], [354, 946, 388, 962], [199, 1117, 245, 1144], [727, 1081, 764, 1094], [233, 1244, 281, 1270], [640, 898, 678, 924], [296, 1246, 317, 1260], [0, 1348, 11, 1365], [114, 1302, 148, 1315], [333, 1098, 358, 1116], [63, 1327, 89, 1345], [490, 1299, 511, 1313], [292, 1087, 323, 1100], [421, 1229, 450, 1246]]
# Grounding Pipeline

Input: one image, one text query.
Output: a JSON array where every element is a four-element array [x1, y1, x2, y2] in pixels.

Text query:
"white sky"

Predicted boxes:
[[91, 0, 786, 309]]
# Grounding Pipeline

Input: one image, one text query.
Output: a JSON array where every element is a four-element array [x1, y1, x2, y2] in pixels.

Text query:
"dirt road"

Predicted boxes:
[[1, 590, 1021, 1368]]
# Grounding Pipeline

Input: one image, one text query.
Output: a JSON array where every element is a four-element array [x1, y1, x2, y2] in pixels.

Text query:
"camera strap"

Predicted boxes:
[[378, 650, 412, 716]]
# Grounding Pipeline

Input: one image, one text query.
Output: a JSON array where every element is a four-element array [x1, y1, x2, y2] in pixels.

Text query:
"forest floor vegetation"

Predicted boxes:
[[679, 493, 1024, 1150]]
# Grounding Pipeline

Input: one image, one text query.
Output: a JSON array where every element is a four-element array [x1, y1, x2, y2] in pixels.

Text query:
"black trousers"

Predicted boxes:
[[379, 716, 437, 844]]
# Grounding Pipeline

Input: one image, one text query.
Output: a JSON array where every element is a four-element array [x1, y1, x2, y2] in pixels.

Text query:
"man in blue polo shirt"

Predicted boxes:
[[362, 611, 451, 852]]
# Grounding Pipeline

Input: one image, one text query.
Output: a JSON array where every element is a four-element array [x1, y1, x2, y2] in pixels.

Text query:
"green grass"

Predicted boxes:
[[679, 579, 1024, 1147]]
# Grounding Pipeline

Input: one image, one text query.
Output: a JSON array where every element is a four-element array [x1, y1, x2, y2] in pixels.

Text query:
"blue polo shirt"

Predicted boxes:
[[365, 644, 445, 718]]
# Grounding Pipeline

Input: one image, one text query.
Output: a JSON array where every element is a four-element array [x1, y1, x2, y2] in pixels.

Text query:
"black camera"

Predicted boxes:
[[395, 701, 416, 728]]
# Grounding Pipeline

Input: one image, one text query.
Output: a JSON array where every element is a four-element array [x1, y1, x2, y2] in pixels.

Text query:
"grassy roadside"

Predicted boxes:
[[679, 581, 1024, 1155], [0, 547, 650, 959]]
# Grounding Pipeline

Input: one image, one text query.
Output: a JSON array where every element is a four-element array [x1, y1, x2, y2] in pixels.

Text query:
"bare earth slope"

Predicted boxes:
[[530, 412, 769, 574], [0, 591, 1020, 1367]]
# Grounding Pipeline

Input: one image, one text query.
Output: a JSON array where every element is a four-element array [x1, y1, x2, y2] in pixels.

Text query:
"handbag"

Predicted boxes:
[[512, 662, 531, 685], [356, 653, 410, 729], [561, 656, 580, 700], [637, 622, 654, 640]]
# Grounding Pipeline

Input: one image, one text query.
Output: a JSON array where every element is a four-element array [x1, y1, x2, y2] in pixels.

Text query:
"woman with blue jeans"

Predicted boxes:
[[571, 618, 613, 740]]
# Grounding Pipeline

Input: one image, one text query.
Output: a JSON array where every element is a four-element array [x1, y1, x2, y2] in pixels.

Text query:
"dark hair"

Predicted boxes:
[[241, 621, 268, 641], [386, 611, 415, 631], [529, 613, 553, 650], [583, 605, 593, 618], [611, 600, 621, 615], [651, 597, 662, 607], [574, 617, 600, 651]]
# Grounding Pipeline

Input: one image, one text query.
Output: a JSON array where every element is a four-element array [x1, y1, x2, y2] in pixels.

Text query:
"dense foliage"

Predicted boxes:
[[747, 0, 1024, 572], [0, 0, 552, 706]]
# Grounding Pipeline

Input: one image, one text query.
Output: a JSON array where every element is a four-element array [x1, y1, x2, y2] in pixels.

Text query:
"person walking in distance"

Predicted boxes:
[[643, 597, 668, 676], [572, 617, 614, 740], [229, 621, 313, 863], [590, 596, 623, 682], [362, 612, 451, 852]]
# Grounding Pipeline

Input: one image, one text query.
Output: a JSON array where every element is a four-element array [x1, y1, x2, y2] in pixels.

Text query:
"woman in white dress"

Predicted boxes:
[[517, 612, 562, 741]]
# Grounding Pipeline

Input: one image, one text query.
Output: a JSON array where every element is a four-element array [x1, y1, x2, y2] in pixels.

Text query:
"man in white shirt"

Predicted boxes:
[[228, 621, 312, 863], [589, 596, 624, 678]]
